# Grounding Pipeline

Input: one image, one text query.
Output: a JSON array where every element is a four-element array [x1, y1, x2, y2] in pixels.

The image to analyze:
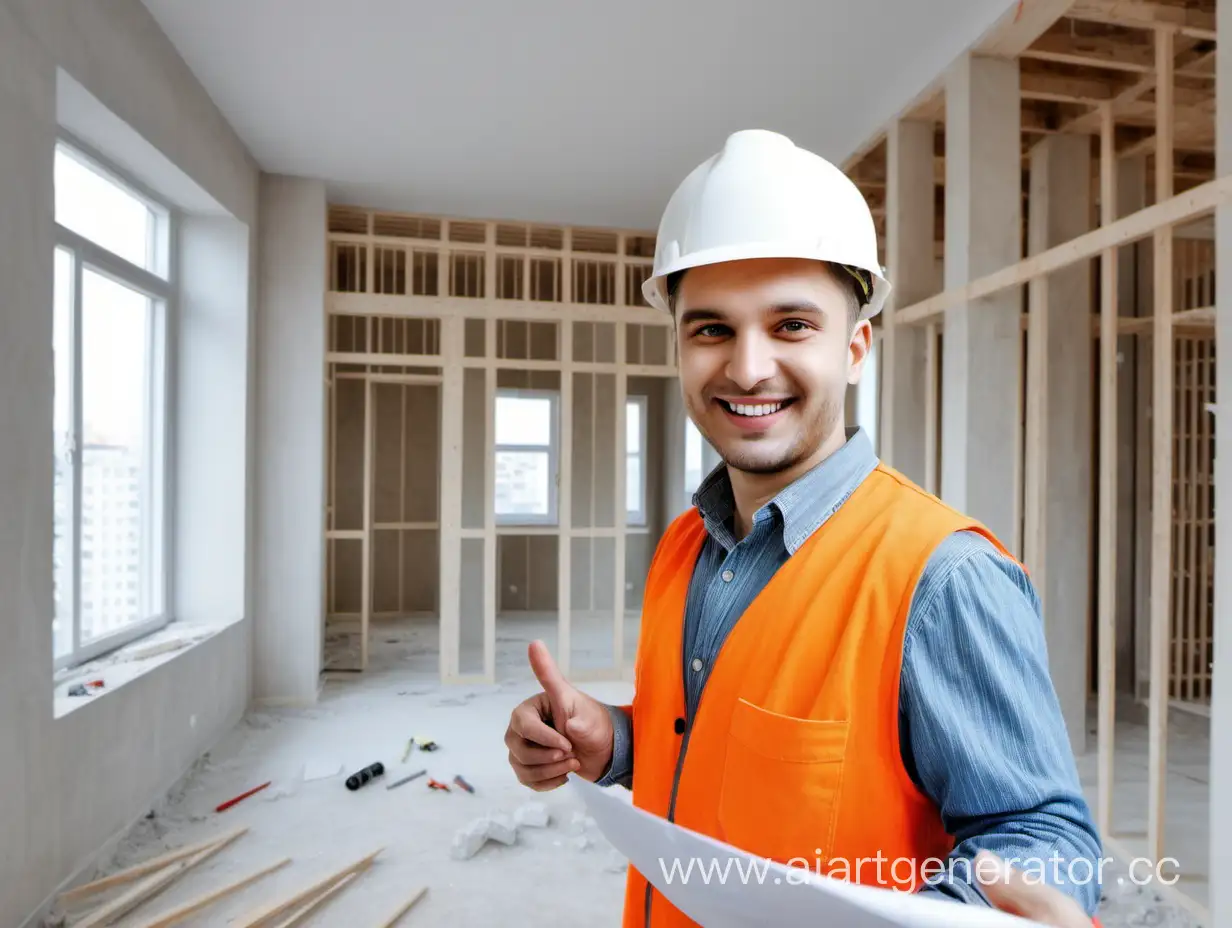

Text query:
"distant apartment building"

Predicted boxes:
[[79, 444, 141, 639]]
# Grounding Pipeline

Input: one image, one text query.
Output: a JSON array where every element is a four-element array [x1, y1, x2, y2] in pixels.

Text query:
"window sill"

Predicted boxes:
[[53, 617, 236, 720]]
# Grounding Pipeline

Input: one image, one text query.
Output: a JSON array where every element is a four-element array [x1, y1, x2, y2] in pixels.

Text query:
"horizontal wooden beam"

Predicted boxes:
[[1067, 0, 1217, 41], [896, 175, 1232, 327], [978, 0, 1078, 57], [1022, 33, 1154, 73], [1021, 70, 1115, 104]]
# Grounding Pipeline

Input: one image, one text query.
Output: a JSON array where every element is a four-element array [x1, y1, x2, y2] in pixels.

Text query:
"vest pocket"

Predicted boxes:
[[716, 698, 849, 866]]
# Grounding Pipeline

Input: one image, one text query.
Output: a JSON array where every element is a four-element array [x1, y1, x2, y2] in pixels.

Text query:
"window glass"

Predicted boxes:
[[54, 147, 154, 271], [80, 268, 151, 642]]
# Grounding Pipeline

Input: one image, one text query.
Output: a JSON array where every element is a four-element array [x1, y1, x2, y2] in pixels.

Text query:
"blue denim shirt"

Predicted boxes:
[[599, 427, 1102, 914]]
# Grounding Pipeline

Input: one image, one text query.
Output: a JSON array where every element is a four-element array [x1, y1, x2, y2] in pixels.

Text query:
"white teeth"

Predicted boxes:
[[728, 401, 784, 417]]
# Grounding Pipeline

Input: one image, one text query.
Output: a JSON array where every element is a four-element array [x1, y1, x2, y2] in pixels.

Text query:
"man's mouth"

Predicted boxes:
[[716, 398, 796, 418]]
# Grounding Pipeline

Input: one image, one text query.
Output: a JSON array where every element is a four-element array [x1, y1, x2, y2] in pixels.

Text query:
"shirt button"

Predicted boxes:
[[674, 717, 686, 734], [721, 569, 734, 582], [691, 657, 703, 672]]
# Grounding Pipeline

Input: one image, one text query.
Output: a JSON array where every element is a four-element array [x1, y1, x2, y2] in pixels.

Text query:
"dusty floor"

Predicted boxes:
[[51, 620, 635, 927], [54, 615, 1211, 927], [1076, 699, 1210, 927]]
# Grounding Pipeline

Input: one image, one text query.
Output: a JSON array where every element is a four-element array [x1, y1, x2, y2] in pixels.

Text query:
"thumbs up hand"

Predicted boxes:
[[505, 640, 615, 790]]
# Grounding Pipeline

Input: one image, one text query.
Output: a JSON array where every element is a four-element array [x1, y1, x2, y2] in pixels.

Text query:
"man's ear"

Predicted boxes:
[[847, 320, 873, 385]]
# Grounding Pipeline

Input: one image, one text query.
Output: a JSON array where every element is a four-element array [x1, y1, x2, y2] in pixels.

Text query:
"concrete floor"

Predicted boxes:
[[58, 614, 1210, 927], [52, 617, 636, 927], [1076, 698, 1210, 926]]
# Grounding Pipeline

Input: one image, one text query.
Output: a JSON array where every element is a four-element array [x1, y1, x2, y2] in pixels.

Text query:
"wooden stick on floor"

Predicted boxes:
[[59, 826, 249, 905], [271, 869, 367, 928], [74, 828, 247, 928], [233, 847, 384, 928], [128, 857, 292, 928], [375, 886, 428, 927]]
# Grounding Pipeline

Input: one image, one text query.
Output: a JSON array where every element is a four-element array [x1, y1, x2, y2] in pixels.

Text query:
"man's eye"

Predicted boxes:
[[695, 324, 727, 337], [779, 320, 811, 333]]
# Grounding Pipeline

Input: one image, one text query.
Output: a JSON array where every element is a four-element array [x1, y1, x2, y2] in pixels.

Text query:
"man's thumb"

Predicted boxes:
[[528, 639, 571, 700], [565, 715, 593, 740]]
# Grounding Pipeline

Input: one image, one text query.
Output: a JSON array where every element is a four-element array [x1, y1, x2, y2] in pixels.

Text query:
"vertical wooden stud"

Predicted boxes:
[[1096, 101, 1118, 840], [361, 379, 374, 670], [614, 322, 628, 675], [483, 319, 497, 682], [557, 319, 574, 675], [438, 316, 464, 680], [1148, 23, 1175, 867], [924, 323, 939, 495]]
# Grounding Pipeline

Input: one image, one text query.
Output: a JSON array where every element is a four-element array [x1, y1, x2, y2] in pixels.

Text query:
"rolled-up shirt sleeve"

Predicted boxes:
[[901, 530, 1103, 916], [596, 703, 634, 789]]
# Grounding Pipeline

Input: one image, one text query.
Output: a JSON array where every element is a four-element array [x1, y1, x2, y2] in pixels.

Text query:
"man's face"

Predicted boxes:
[[674, 258, 870, 476]]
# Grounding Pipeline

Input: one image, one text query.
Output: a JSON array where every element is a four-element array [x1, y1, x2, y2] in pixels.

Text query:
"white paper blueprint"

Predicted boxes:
[[569, 776, 1048, 928]]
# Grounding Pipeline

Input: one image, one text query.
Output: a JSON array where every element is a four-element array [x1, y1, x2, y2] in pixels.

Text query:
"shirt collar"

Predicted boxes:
[[692, 426, 878, 554]]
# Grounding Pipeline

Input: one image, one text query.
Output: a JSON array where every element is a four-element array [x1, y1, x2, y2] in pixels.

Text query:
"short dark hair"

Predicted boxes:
[[666, 262, 870, 328]]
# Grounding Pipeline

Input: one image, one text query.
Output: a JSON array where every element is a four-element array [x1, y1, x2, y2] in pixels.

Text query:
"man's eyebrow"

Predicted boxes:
[[770, 301, 824, 316], [678, 308, 725, 326], [678, 301, 826, 326]]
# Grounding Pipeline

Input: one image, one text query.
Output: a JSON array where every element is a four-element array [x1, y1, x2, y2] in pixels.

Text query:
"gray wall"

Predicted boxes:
[[254, 176, 326, 704], [0, 1, 260, 924]]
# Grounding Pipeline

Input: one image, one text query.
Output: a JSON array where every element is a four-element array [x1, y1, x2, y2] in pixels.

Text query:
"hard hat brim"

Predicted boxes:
[[642, 243, 891, 321]]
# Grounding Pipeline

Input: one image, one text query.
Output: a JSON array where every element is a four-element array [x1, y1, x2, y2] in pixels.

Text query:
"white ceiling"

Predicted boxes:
[[141, 0, 1015, 230]]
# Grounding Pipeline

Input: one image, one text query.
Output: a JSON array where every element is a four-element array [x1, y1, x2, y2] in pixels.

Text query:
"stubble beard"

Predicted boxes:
[[697, 391, 845, 477]]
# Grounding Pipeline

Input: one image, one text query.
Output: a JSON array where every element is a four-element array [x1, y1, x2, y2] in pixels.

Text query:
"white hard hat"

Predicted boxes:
[[642, 129, 889, 320]]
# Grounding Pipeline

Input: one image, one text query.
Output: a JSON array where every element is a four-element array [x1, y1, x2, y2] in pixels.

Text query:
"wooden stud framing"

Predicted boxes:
[[1096, 100, 1118, 841], [839, 0, 1220, 916], [557, 317, 574, 677], [1147, 23, 1175, 867], [438, 316, 464, 682], [484, 321, 497, 682], [325, 209, 671, 683], [614, 319, 628, 674]]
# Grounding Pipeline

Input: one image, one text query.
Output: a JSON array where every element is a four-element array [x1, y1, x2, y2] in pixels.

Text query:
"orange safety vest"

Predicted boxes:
[[620, 463, 1011, 927]]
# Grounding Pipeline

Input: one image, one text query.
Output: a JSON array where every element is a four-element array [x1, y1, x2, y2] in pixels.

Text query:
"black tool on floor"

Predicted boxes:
[[346, 761, 385, 791]]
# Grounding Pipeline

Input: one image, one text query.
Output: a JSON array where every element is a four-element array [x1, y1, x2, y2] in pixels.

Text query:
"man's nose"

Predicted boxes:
[[725, 331, 777, 391]]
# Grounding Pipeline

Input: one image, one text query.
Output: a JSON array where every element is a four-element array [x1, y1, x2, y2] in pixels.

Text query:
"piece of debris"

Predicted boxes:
[[485, 813, 516, 846], [428, 778, 450, 791], [386, 769, 426, 790], [453, 775, 475, 794], [450, 813, 521, 860], [215, 781, 271, 812], [450, 819, 491, 861], [513, 801, 550, 828]]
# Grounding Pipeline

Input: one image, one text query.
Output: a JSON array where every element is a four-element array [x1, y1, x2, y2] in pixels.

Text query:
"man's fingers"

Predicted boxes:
[[509, 754, 580, 786], [507, 736, 570, 766], [974, 851, 1089, 928], [528, 639, 572, 707], [509, 700, 572, 753], [526, 773, 570, 792]]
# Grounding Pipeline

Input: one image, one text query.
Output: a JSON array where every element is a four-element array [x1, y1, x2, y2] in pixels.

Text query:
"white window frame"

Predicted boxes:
[[626, 395, 648, 527], [53, 139, 174, 673], [684, 416, 705, 496], [494, 387, 559, 526]]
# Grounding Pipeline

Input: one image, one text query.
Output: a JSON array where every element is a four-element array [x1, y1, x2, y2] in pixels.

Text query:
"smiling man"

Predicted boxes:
[[504, 130, 1103, 927]]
